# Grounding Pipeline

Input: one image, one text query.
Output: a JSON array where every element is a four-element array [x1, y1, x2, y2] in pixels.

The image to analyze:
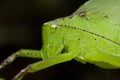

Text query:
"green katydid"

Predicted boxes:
[[0, 0, 120, 80]]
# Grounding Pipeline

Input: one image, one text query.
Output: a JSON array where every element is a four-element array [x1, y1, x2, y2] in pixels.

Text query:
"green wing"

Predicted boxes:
[[74, 0, 120, 24]]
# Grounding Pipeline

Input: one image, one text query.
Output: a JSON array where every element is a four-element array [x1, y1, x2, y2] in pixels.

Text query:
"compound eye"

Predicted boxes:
[[49, 24, 58, 34], [51, 24, 58, 28], [43, 23, 58, 34]]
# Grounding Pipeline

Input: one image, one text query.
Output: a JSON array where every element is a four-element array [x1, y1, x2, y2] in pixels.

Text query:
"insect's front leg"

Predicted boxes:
[[0, 50, 42, 71], [12, 46, 80, 80]]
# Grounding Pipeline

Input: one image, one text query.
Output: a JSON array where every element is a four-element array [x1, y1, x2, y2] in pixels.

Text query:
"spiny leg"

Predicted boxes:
[[12, 51, 79, 80], [0, 49, 42, 71]]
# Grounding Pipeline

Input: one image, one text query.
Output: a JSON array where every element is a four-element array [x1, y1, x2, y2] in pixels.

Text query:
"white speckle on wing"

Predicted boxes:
[[51, 24, 58, 28]]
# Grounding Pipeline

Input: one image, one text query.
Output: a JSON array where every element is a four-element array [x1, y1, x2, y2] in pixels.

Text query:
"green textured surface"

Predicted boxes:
[[46, 14, 120, 68], [45, 0, 120, 68]]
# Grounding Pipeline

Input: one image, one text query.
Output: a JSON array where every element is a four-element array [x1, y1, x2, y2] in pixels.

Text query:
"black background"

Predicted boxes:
[[0, 0, 120, 80]]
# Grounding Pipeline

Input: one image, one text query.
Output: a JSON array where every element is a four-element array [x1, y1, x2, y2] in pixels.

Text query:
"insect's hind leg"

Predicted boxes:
[[12, 51, 79, 80], [0, 49, 42, 71]]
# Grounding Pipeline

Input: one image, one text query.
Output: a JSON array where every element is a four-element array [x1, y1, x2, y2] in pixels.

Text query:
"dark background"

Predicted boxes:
[[0, 0, 120, 80]]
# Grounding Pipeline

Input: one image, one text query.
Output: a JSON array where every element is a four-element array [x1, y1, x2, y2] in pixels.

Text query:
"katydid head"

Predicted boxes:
[[41, 23, 64, 58]]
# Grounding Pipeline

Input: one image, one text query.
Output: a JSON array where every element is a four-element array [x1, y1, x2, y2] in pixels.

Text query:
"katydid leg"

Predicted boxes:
[[0, 49, 42, 71], [12, 51, 79, 80]]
